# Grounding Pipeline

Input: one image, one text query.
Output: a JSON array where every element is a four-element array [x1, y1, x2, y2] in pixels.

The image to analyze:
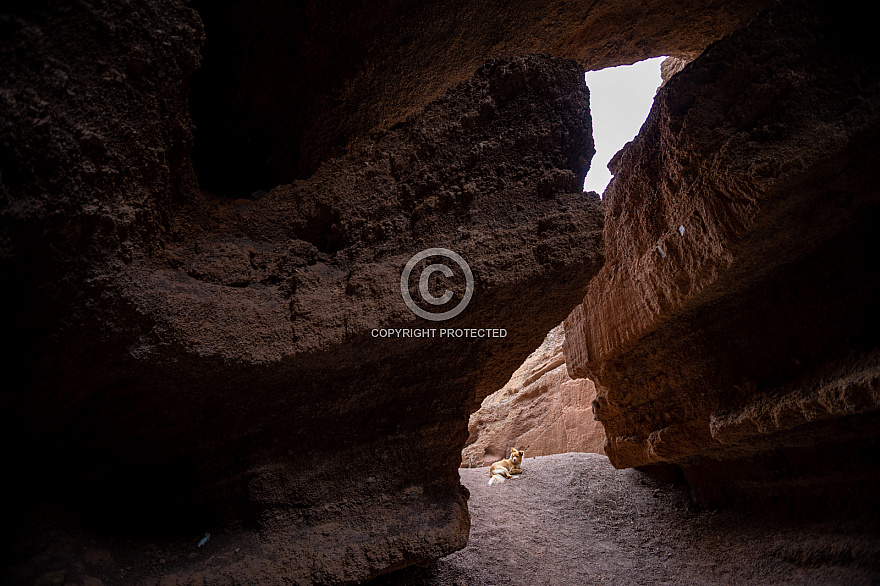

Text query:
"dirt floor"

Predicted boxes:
[[370, 453, 880, 585]]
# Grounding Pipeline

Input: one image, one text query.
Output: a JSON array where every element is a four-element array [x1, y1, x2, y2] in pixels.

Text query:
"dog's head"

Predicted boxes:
[[509, 448, 524, 465]]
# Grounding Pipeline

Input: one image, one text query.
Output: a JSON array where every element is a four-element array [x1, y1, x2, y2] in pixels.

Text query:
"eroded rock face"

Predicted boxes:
[[462, 324, 605, 468], [659, 56, 690, 87], [2, 14, 604, 579], [564, 0, 880, 512], [188, 0, 773, 195]]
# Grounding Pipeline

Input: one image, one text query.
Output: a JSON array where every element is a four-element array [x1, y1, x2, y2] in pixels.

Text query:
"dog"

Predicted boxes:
[[487, 448, 525, 485]]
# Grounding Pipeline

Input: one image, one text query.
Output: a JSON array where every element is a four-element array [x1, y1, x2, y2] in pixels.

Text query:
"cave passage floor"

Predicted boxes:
[[371, 453, 880, 586]]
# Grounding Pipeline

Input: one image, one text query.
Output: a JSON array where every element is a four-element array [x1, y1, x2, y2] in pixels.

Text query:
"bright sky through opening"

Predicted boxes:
[[583, 56, 665, 196]]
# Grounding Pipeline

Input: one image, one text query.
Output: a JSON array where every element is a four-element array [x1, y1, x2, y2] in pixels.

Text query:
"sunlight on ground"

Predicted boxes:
[[583, 56, 665, 196]]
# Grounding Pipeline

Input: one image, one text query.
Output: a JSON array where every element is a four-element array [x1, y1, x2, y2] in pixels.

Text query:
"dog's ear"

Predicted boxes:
[[509, 447, 515, 455]]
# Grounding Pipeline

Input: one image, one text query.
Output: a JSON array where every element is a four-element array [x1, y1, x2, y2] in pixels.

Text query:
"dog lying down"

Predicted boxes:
[[488, 448, 525, 485]]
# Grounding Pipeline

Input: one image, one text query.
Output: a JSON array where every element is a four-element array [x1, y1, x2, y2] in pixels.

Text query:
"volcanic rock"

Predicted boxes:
[[187, 0, 773, 195], [563, 0, 880, 512], [659, 56, 690, 87], [1, 7, 604, 578]]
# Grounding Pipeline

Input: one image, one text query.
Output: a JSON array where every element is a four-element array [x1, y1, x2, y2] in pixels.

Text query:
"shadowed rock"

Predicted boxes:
[[187, 0, 773, 194], [564, 0, 880, 513], [1, 8, 603, 577]]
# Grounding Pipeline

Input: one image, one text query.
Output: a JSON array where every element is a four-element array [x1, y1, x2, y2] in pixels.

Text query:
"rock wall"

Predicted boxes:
[[462, 324, 605, 468], [6, 0, 879, 582], [188, 0, 773, 195], [1, 5, 604, 579], [563, 0, 880, 513]]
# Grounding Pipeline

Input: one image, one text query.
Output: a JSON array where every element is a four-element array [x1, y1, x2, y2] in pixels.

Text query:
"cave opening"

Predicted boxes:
[[583, 56, 665, 196]]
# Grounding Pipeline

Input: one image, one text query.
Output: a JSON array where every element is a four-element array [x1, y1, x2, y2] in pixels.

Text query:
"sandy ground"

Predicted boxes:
[[370, 453, 880, 585]]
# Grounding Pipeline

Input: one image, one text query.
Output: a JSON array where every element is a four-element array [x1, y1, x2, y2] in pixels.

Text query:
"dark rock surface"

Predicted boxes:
[[187, 0, 773, 195], [0, 0, 203, 342], [564, 0, 880, 512], [1, 8, 604, 578]]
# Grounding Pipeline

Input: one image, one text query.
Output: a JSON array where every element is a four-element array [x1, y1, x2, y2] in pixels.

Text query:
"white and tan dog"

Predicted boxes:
[[487, 448, 525, 485]]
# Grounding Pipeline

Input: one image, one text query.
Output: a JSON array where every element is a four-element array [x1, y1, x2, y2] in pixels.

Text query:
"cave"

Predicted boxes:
[[2, 0, 879, 583]]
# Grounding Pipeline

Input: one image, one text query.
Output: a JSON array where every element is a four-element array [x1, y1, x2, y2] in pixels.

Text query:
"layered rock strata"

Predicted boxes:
[[564, 0, 880, 512], [462, 324, 605, 468]]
